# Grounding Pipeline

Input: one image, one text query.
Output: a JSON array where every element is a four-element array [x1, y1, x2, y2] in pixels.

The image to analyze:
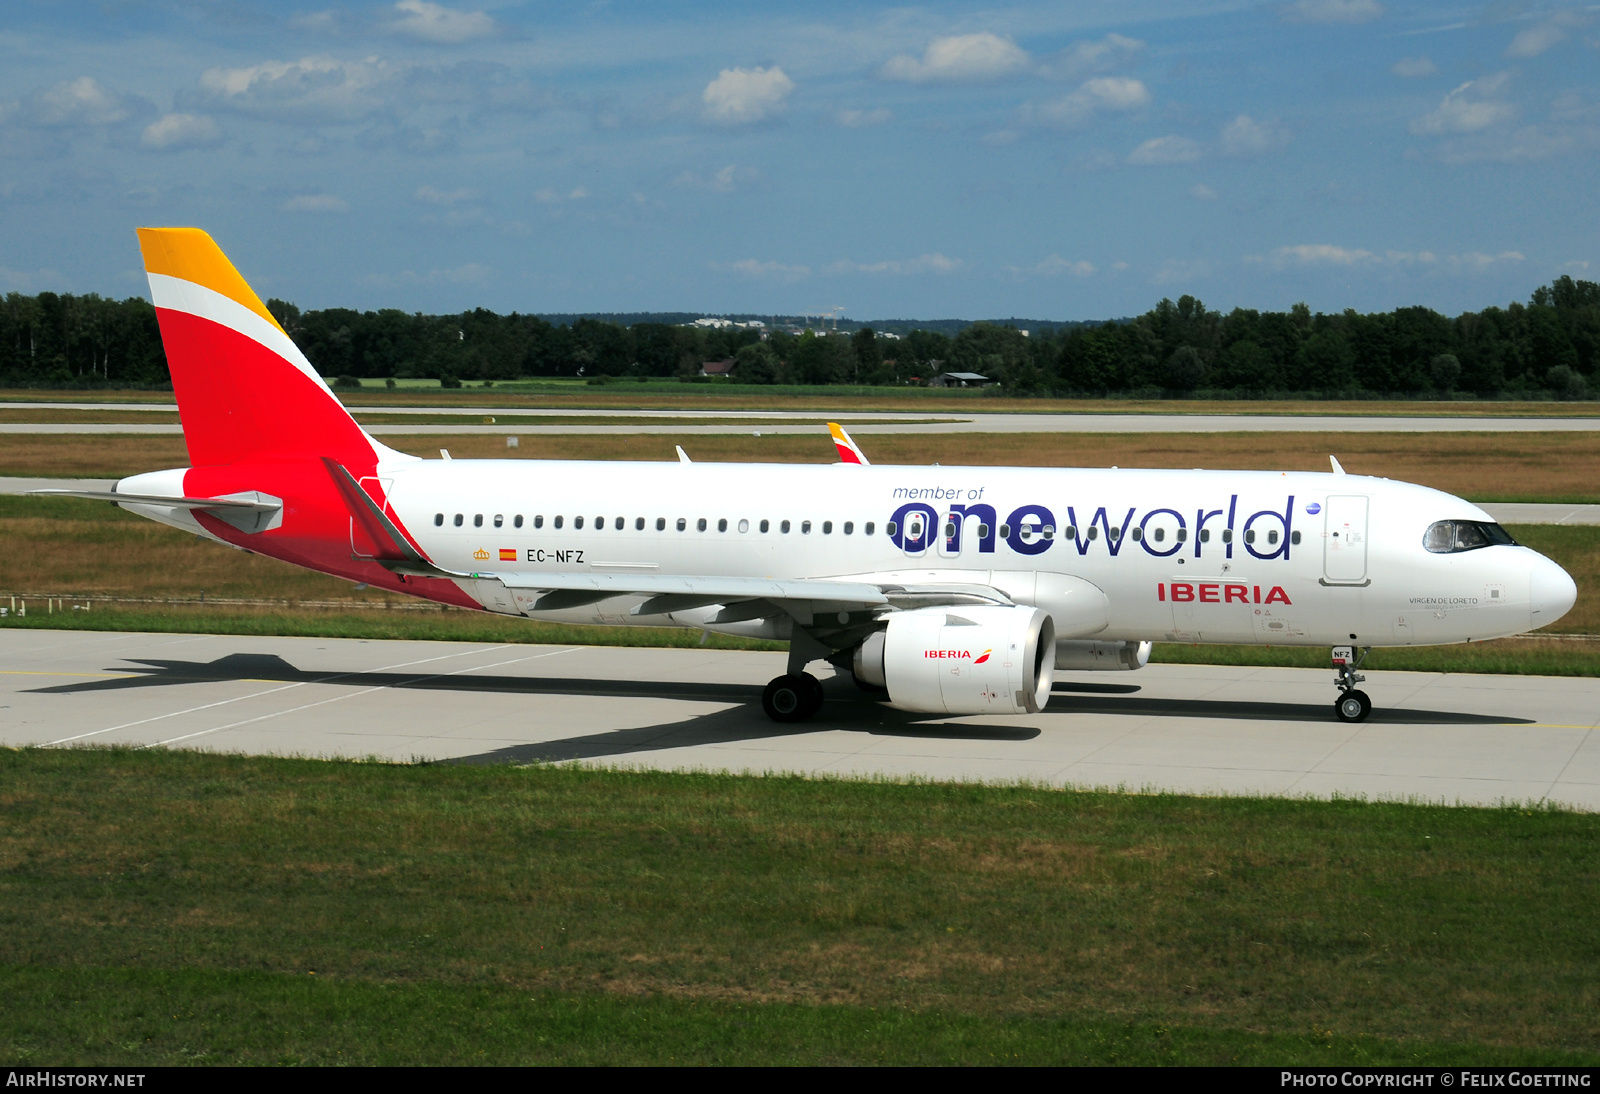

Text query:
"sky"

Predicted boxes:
[[1, 1, 1597, 321]]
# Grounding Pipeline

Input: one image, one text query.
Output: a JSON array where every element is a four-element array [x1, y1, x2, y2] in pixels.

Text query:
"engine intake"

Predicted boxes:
[[855, 605, 1056, 715]]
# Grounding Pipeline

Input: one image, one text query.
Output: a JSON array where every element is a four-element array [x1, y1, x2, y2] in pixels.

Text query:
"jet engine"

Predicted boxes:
[[1055, 640, 1151, 671], [854, 605, 1056, 715]]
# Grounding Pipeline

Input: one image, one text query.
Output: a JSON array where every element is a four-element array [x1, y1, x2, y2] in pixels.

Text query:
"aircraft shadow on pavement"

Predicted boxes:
[[27, 651, 1529, 765]]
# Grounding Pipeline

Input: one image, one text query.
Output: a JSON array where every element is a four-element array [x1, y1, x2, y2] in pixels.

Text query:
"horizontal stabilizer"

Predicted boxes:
[[30, 488, 278, 510]]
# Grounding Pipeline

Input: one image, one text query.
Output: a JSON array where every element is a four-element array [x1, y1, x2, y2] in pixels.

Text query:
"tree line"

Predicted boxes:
[[2, 277, 1596, 399]]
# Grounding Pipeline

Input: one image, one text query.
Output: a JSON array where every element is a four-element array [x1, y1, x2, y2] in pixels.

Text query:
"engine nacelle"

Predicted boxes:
[[1054, 640, 1152, 672], [855, 605, 1056, 715]]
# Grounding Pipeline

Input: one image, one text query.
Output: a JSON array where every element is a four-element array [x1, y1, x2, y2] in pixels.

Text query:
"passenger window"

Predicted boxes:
[[865, 522, 875, 535], [760, 519, 770, 533], [843, 521, 853, 535], [575, 516, 584, 530], [454, 514, 463, 527], [554, 515, 563, 529], [978, 523, 990, 538], [1043, 524, 1055, 540], [1177, 528, 1188, 542], [474, 514, 483, 528], [636, 517, 645, 530], [514, 515, 524, 528], [822, 521, 832, 534], [801, 521, 812, 534], [594, 516, 603, 530], [1222, 529, 1233, 543], [1108, 526, 1119, 541], [1131, 527, 1143, 541], [434, 513, 444, 527], [697, 518, 707, 532], [999, 524, 1010, 538], [738, 519, 749, 533], [1087, 526, 1098, 540], [781, 520, 791, 533], [1152, 527, 1164, 543], [884, 521, 896, 537], [944, 521, 956, 538], [493, 514, 503, 528], [615, 517, 624, 530], [718, 518, 728, 532], [1063, 526, 1075, 540], [1199, 529, 1210, 543], [677, 518, 687, 531], [1267, 530, 1279, 545], [656, 517, 665, 531], [1244, 529, 1256, 544], [1291, 530, 1301, 545]]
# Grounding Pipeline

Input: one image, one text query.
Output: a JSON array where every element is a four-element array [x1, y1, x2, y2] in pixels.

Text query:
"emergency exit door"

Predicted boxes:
[[1323, 495, 1369, 583]]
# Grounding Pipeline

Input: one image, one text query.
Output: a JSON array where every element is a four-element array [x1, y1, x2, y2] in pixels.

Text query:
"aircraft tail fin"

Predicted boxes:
[[828, 422, 870, 465], [137, 227, 405, 470]]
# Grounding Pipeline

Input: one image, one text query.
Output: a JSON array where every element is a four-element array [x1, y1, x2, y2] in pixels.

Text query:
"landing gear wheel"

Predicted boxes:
[[763, 674, 818, 723], [1334, 689, 1372, 723], [798, 672, 825, 717]]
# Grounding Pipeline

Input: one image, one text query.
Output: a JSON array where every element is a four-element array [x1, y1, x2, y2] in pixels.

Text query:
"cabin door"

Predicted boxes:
[[1322, 495, 1370, 583]]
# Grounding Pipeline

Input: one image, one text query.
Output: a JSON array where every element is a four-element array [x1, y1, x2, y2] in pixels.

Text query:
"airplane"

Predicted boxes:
[[37, 229, 1578, 725]]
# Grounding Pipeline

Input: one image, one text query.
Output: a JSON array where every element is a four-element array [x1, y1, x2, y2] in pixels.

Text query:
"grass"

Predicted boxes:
[[7, 430, 1600, 504], [1, 750, 1596, 1064], [2, 496, 1595, 670]]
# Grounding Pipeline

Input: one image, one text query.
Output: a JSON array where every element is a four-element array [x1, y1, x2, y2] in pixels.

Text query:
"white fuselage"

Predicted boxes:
[[357, 458, 1574, 647]]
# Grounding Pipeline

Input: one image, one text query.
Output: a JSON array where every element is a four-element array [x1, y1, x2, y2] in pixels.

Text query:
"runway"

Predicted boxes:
[[3, 630, 1596, 810], [4, 477, 1595, 524], [3, 410, 1600, 436]]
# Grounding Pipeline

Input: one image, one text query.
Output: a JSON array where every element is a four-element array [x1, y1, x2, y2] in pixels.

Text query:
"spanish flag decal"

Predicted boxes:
[[499, 548, 517, 561]]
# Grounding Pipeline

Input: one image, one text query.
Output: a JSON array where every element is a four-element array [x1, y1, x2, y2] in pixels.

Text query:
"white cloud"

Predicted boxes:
[[1027, 77, 1150, 127], [386, 1, 494, 44], [1128, 135, 1203, 165], [140, 113, 222, 150], [1392, 56, 1438, 77], [880, 33, 1031, 84], [1151, 259, 1212, 284], [1039, 34, 1145, 81], [196, 56, 394, 123], [719, 259, 811, 281], [366, 263, 491, 287], [702, 66, 795, 125], [282, 193, 349, 213], [835, 107, 892, 127], [1255, 245, 1524, 272], [1267, 244, 1378, 266], [828, 253, 962, 275], [533, 186, 588, 204], [1281, 0, 1384, 24], [675, 165, 762, 193], [414, 185, 477, 205], [24, 77, 139, 127], [1411, 73, 1516, 134], [0, 266, 66, 292], [1507, 21, 1570, 58], [1565, 260, 1591, 271], [1219, 114, 1285, 155], [1191, 183, 1219, 200], [1006, 255, 1096, 279]]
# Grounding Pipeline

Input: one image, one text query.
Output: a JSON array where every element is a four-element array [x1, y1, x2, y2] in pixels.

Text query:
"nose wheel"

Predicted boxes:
[[762, 672, 824, 723], [1331, 645, 1372, 723]]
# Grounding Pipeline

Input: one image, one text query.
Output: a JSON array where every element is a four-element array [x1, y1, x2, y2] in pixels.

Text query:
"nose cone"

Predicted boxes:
[[1530, 554, 1578, 630]]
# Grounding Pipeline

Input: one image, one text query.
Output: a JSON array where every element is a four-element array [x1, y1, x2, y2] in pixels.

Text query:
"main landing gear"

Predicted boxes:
[[1331, 644, 1372, 723], [762, 672, 824, 723]]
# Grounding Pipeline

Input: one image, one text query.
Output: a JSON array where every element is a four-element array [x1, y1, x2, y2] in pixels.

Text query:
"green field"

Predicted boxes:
[[2, 749, 1596, 1065]]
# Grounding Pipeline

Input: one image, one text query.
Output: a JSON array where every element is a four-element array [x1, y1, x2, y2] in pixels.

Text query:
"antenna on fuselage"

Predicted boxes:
[[676, 445, 692, 464], [1330, 455, 1345, 475]]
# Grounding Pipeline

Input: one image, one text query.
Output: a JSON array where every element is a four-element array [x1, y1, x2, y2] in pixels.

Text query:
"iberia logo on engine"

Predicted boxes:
[[925, 648, 992, 660]]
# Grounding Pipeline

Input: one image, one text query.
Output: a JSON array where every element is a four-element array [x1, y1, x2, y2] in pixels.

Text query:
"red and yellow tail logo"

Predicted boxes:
[[973, 648, 993, 664]]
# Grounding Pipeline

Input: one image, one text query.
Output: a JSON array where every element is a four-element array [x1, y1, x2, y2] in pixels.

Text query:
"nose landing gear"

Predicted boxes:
[[1331, 644, 1372, 722]]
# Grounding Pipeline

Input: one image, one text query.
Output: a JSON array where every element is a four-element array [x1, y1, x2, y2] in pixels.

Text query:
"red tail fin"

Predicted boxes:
[[137, 228, 393, 470]]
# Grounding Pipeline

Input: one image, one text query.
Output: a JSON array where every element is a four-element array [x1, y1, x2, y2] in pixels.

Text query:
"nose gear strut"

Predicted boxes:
[[1331, 645, 1372, 722]]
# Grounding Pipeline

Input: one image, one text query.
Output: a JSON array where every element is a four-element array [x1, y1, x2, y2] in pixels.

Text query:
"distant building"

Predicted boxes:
[[699, 358, 736, 377], [929, 371, 990, 388]]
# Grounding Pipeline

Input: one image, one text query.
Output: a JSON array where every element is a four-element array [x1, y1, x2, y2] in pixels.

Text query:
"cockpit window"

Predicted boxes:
[[1423, 520, 1517, 553]]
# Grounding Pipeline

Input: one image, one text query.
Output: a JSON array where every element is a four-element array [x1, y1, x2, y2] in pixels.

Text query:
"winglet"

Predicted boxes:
[[676, 445, 692, 464], [1330, 455, 1346, 475], [828, 422, 870, 465]]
